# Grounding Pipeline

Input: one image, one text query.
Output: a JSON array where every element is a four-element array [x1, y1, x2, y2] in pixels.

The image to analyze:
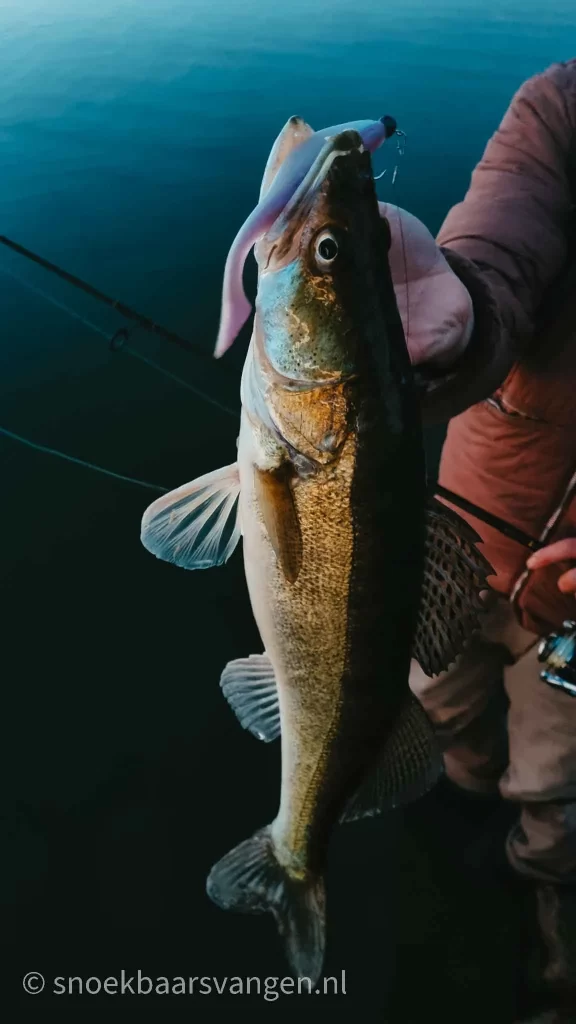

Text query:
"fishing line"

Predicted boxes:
[[122, 345, 237, 419], [0, 233, 219, 364], [389, 130, 410, 345], [0, 424, 168, 492], [0, 263, 237, 416], [0, 264, 237, 492], [0, 127, 406, 498], [0, 263, 111, 340], [0, 267, 170, 491]]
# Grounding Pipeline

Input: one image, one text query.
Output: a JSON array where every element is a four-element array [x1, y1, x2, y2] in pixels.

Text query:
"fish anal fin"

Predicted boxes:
[[254, 464, 303, 584], [340, 695, 443, 823], [220, 653, 280, 742], [412, 499, 495, 678]]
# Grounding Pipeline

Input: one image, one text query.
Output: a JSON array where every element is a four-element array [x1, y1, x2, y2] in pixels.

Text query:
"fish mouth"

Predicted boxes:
[[265, 129, 365, 244]]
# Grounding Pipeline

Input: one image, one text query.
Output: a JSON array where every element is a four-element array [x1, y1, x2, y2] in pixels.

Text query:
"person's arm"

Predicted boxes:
[[421, 59, 576, 424]]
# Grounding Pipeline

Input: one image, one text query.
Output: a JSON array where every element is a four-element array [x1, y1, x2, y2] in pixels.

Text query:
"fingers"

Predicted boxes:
[[558, 568, 576, 594], [527, 539, 576, 569], [527, 539, 576, 595]]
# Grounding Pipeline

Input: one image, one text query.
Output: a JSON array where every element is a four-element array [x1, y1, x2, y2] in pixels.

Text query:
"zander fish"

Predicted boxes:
[[140, 122, 491, 984]]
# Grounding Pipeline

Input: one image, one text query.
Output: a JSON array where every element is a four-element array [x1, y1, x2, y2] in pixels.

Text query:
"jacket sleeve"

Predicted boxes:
[[421, 59, 576, 425]]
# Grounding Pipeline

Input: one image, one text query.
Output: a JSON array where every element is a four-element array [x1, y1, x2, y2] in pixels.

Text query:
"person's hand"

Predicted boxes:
[[526, 539, 576, 595], [378, 202, 475, 369]]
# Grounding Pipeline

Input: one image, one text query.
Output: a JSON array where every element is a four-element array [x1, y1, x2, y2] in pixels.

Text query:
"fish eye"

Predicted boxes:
[[314, 231, 339, 266]]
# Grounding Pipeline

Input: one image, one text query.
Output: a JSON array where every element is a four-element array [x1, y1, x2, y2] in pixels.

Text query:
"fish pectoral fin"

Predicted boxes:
[[412, 499, 495, 678], [140, 463, 241, 570], [340, 695, 443, 823], [220, 653, 280, 742], [254, 464, 303, 584]]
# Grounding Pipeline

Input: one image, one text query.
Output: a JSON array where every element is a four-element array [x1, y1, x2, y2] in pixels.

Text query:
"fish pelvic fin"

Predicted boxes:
[[412, 499, 495, 678], [140, 463, 241, 569], [220, 653, 280, 742], [340, 694, 443, 823], [207, 826, 326, 986]]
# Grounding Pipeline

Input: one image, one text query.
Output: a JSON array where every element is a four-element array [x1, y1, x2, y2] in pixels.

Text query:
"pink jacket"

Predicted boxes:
[[421, 59, 576, 635]]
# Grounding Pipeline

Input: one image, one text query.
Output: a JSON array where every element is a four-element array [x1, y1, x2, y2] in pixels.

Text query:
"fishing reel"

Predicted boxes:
[[538, 620, 576, 697]]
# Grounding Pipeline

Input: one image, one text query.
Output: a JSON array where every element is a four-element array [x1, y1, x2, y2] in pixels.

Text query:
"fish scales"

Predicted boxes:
[[140, 118, 493, 984], [242, 427, 356, 870]]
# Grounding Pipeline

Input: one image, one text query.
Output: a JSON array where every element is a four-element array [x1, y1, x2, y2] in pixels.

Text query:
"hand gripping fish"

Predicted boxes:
[[140, 122, 492, 985], [213, 113, 398, 358]]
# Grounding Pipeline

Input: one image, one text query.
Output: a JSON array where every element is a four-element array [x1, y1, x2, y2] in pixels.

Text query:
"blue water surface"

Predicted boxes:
[[1, 5, 575, 998]]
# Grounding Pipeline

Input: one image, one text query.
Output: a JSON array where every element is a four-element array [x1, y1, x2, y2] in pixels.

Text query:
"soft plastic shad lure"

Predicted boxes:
[[213, 114, 398, 358]]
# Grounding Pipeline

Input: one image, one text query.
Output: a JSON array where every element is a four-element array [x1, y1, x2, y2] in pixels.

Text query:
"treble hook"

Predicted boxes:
[[374, 129, 406, 184]]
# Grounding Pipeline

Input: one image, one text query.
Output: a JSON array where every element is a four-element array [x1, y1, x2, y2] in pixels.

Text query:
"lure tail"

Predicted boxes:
[[213, 206, 273, 360]]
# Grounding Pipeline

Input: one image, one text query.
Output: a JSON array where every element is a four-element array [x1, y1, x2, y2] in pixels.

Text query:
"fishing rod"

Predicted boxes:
[[0, 257, 239, 494], [0, 232, 552, 532], [0, 261, 239, 419], [432, 482, 542, 551], [0, 234, 222, 366]]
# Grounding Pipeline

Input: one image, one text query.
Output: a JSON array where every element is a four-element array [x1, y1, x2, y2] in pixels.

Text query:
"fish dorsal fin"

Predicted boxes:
[[259, 116, 315, 200], [340, 695, 443, 822], [254, 465, 303, 584], [140, 463, 241, 570], [412, 499, 494, 678], [220, 653, 280, 742]]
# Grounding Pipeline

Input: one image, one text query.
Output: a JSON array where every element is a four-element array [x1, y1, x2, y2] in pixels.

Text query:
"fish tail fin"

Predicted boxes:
[[206, 826, 326, 985]]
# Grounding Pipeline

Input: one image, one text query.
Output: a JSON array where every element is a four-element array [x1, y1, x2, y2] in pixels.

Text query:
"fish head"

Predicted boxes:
[[249, 129, 405, 464], [214, 115, 393, 360]]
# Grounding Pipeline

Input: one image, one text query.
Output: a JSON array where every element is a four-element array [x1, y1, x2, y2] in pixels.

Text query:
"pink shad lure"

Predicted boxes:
[[213, 114, 398, 358]]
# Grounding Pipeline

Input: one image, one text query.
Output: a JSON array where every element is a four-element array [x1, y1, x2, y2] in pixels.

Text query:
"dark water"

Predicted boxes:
[[2, 2, 575, 1019]]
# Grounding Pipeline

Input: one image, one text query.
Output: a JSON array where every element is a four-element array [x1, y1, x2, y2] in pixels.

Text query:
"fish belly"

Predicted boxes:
[[238, 413, 375, 875]]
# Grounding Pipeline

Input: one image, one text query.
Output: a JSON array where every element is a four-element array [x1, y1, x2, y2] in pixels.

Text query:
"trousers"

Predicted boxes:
[[410, 596, 576, 882]]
